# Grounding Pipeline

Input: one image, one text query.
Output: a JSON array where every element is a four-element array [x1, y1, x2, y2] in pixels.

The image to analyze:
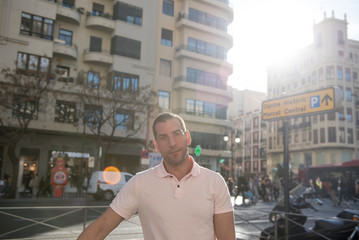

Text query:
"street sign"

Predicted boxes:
[[262, 87, 339, 120]]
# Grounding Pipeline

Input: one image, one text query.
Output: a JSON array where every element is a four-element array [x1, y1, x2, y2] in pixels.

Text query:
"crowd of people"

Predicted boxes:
[[227, 173, 288, 204], [227, 173, 359, 207]]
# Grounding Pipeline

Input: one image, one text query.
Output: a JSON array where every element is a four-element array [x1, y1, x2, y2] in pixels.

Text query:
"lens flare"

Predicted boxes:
[[103, 166, 121, 185]]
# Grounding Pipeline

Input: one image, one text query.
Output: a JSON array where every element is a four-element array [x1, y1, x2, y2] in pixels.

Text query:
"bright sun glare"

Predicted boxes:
[[228, 0, 318, 92]]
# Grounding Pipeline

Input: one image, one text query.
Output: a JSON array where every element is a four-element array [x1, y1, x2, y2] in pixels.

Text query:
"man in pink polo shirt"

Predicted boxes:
[[78, 112, 235, 240]]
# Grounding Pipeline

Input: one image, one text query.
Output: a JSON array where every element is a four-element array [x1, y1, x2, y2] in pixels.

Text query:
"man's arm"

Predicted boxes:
[[214, 211, 236, 240], [78, 207, 124, 240]]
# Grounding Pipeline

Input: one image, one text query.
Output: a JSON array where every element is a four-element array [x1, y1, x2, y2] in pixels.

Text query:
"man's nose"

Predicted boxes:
[[168, 136, 177, 147]]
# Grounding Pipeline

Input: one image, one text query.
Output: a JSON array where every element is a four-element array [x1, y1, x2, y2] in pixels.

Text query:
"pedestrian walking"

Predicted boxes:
[[29, 173, 39, 199], [315, 176, 323, 198], [272, 175, 280, 201], [78, 112, 235, 240], [235, 175, 247, 204], [264, 175, 272, 202], [354, 176, 359, 203], [329, 175, 339, 206]]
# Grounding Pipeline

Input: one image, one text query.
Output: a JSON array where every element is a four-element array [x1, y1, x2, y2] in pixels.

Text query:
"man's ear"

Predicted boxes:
[[154, 140, 160, 152], [186, 131, 191, 146]]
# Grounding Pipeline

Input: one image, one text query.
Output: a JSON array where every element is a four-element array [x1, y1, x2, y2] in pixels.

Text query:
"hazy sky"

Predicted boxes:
[[227, 0, 359, 94]]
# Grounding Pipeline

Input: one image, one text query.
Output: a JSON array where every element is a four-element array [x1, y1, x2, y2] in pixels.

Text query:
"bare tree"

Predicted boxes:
[[76, 72, 158, 171], [0, 68, 53, 198]]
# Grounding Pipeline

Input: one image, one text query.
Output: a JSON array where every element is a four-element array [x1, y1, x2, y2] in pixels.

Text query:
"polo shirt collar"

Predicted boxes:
[[155, 155, 200, 178]]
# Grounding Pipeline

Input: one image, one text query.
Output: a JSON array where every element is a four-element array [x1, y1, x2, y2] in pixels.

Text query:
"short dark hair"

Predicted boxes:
[[152, 112, 186, 139]]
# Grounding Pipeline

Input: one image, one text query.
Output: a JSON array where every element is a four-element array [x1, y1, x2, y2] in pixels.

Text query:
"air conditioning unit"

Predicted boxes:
[[54, 38, 66, 44]]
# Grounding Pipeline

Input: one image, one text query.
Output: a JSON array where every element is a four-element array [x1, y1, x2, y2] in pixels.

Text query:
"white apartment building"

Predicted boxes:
[[266, 13, 359, 176], [0, 0, 234, 193]]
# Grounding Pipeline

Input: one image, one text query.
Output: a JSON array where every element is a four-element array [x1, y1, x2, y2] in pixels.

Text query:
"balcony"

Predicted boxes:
[[53, 41, 77, 60], [176, 14, 232, 48], [174, 76, 232, 100], [198, 0, 233, 22], [175, 44, 233, 76], [56, 4, 81, 25], [83, 49, 113, 65], [86, 13, 115, 32]]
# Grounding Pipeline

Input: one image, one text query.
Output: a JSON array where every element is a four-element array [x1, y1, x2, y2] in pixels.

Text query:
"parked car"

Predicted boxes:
[[87, 171, 133, 201]]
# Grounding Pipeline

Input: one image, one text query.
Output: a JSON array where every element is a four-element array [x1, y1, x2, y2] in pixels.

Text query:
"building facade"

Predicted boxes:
[[229, 89, 267, 176], [0, 0, 234, 193], [266, 13, 359, 177]]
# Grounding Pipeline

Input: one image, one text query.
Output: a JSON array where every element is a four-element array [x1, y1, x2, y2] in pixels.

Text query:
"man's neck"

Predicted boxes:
[[164, 155, 193, 181]]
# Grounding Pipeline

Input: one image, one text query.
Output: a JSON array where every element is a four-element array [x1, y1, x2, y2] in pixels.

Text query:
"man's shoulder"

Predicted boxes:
[[198, 165, 222, 179]]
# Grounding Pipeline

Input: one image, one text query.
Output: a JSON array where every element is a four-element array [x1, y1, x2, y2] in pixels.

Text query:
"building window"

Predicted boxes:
[[328, 127, 336, 142], [348, 128, 353, 144], [313, 129, 318, 144], [326, 65, 334, 80], [339, 127, 345, 143], [113, 2, 142, 26], [56, 65, 73, 82], [346, 88, 352, 102], [162, 0, 174, 16], [55, 101, 76, 123], [253, 146, 259, 158], [12, 96, 38, 119], [159, 59, 172, 77], [327, 112, 336, 121], [318, 67, 323, 81], [90, 36, 102, 52], [337, 66, 343, 80], [253, 117, 259, 129], [187, 37, 227, 60], [88, 71, 99, 88], [337, 30, 345, 45], [253, 132, 259, 143], [186, 68, 225, 89], [338, 107, 345, 121], [185, 99, 225, 119], [20, 12, 54, 40], [347, 108, 352, 122], [111, 72, 139, 93], [111, 36, 141, 59], [16, 52, 51, 75], [92, 3, 104, 16], [116, 111, 134, 130], [62, 0, 74, 8], [312, 71, 317, 84], [188, 8, 227, 31], [158, 90, 170, 109], [345, 68, 351, 82], [161, 29, 173, 47], [353, 72, 358, 81], [58, 29, 72, 46], [84, 105, 102, 127]]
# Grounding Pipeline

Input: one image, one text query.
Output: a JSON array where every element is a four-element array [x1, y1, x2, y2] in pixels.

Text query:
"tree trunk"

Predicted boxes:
[[6, 131, 24, 199]]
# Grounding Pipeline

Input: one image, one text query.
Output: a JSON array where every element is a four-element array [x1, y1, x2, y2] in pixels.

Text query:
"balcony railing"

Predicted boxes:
[[53, 41, 78, 59], [85, 12, 115, 31], [83, 49, 113, 65], [175, 108, 227, 120], [175, 44, 227, 61], [174, 76, 227, 90]]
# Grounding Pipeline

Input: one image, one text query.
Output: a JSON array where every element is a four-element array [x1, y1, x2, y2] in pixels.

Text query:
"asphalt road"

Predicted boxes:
[[1, 195, 359, 239]]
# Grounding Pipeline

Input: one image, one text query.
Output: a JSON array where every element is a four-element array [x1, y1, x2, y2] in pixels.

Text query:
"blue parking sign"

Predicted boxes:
[[310, 95, 320, 108]]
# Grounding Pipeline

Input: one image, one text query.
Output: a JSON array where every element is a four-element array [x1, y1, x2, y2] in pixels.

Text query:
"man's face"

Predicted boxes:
[[154, 118, 191, 167]]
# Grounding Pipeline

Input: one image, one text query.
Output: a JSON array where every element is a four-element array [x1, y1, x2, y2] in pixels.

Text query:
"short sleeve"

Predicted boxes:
[[110, 175, 138, 219], [213, 173, 233, 214]]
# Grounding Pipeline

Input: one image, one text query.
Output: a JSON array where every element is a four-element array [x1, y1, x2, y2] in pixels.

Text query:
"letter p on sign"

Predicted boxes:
[[310, 95, 320, 108]]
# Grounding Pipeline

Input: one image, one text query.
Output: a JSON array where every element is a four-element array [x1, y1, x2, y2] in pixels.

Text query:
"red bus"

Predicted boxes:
[[306, 159, 359, 196]]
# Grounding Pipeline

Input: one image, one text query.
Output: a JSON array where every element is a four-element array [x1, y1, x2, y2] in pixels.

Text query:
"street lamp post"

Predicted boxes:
[[223, 130, 240, 180]]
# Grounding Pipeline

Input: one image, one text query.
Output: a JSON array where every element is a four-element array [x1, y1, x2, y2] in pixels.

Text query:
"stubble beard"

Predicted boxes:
[[164, 147, 189, 167]]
